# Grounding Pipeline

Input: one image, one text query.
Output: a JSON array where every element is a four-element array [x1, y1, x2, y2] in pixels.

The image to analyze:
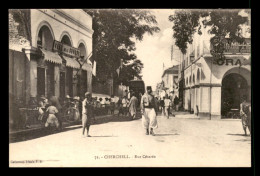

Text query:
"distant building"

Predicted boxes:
[[161, 65, 179, 99]]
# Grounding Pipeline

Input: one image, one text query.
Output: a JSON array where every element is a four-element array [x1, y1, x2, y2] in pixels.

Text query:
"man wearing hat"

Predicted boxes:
[[140, 86, 158, 136], [82, 92, 95, 137]]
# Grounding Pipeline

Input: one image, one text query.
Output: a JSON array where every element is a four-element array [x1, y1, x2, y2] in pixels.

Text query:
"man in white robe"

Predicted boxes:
[[140, 86, 158, 136]]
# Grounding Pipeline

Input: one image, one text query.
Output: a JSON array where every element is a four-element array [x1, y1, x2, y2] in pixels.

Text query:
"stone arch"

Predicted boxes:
[[221, 67, 251, 117], [222, 67, 251, 87], [35, 21, 55, 48], [77, 40, 88, 59], [59, 31, 73, 47]]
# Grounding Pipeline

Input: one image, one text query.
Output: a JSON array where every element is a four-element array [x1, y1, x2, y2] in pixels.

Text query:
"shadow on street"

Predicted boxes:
[[227, 133, 250, 137], [155, 133, 179, 136], [9, 125, 82, 143]]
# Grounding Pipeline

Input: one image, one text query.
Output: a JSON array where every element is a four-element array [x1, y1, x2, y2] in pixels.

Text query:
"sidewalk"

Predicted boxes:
[[9, 114, 114, 136]]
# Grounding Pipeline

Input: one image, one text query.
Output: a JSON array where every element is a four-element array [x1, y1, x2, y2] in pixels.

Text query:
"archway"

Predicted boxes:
[[37, 25, 54, 51], [221, 73, 248, 117], [77, 42, 88, 98], [61, 35, 72, 46]]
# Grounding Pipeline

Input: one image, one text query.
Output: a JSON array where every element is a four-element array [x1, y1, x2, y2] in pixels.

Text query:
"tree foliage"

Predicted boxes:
[[169, 9, 249, 59], [85, 9, 160, 84], [117, 59, 144, 86], [9, 9, 31, 45]]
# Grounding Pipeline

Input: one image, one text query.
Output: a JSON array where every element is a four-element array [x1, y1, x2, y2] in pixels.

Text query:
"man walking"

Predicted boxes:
[[82, 92, 95, 137], [140, 86, 158, 136], [164, 94, 171, 119]]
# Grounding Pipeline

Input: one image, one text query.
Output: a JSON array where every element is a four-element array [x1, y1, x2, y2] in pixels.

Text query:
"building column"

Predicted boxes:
[[199, 86, 210, 119], [29, 60, 37, 98], [23, 46, 39, 104], [210, 86, 221, 119]]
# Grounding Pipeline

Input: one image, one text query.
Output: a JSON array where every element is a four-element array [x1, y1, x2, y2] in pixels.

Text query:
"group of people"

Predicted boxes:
[[155, 95, 180, 119], [23, 86, 251, 138]]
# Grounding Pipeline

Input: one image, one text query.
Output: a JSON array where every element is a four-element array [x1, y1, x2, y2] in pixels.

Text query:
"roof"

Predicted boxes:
[[162, 65, 179, 77]]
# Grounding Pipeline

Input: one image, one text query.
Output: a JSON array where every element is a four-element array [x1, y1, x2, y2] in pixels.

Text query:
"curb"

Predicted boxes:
[[9, 114, 114, 136]]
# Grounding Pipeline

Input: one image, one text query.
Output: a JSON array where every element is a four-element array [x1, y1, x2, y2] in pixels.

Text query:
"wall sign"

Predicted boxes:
[[214, 58, 242, 66], [53, 40, 81, 58]]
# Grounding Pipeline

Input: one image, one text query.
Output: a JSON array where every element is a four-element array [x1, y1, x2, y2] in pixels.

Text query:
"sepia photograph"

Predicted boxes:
[[9, 9, 251, 167]]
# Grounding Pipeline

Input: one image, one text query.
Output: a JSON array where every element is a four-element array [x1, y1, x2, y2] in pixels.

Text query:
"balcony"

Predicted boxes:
[[209, 38, 251, 55], [223, 38, 251, 54]]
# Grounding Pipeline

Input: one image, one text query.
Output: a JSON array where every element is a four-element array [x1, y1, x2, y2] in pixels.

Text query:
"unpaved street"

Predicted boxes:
[[9, 114, 251, 167]]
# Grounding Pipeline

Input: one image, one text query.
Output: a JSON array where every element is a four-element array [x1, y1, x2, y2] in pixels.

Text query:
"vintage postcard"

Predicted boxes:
[[9, 9, 251, 167]]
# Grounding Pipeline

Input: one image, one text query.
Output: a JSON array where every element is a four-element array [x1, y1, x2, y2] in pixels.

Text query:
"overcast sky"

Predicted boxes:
[[134, 9, 179, 90]]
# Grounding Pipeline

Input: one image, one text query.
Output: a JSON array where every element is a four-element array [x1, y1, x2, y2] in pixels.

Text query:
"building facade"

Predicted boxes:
[[160, 65, 179, 99], [177, 10, 251, 119], [9, 9, 93, 105]]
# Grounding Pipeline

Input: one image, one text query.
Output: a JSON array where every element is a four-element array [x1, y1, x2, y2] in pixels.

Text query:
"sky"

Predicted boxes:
[[133, 9, 179, 90]]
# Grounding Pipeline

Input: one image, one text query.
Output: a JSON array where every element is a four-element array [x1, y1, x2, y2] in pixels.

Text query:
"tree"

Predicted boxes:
[[169, 9, 249, 60], [117, 59, 144, 86], [9, 9, 31, 46], [85, 9, 160, 84]]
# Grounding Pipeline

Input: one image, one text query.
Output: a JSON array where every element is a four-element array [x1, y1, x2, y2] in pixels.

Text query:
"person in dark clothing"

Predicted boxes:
[[174, 96, 180, 111], [160, 97, 165, 115]]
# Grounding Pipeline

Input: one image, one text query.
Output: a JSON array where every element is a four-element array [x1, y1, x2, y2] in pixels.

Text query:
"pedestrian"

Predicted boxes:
[[49, 96, 63, 131], [105, 98, 111, 115], [82, 92, 95, 137], [240, 96, 251, 136], [110, 95, 116, 115], [122, 96, 128, 116], [117, 97, 124, 117], [128, 92, 138, 120], [140, 86, 158, 136], [45, 101, 60, 131], [160, 97, 165, 116], [164, 94, 172, 119], [174, 95, 180, 111]]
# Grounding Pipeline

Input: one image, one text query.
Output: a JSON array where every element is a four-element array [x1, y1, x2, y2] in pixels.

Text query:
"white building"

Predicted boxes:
[[161, 65, 179, 98], [177, 10, 251, 119], [9, 9, 93, 104]]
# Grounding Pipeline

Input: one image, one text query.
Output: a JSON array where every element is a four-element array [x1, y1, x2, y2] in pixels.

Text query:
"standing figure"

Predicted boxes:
[[128, 93, 138, 120], [160, 97, 165, 116], [122, 96, 128, 116], [117, 97, 124, 117], [240, 96, 251, 136], [174, 95, 179, 112], [140, 86, 158, 136], [45, 102, 60, 131], [82, 92, 95, 137], [49, 96, 63, 131], [110, 95, 116, 115], [164, 94, 171, 119]]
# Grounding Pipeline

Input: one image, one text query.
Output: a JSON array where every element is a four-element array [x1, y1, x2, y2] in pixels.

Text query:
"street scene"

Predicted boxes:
[[9, 9, 251, 167]]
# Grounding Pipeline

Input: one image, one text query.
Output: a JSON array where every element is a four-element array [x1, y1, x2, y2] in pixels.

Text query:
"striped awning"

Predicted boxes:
[[40, 49, 62, 64], [63, 55, 81, 69]]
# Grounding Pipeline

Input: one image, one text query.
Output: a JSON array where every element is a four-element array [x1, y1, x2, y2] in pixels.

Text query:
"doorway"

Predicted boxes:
[[37, 67, 45, 97], [221, 73, 248, 117]]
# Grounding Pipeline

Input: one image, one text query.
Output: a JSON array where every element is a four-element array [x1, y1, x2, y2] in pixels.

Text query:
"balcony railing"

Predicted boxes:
[[210, 38, 251, 54]]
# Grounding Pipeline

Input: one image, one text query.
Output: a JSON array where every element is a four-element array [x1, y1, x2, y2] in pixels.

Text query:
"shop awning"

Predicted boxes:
[[63, 55, 81, 69], [40, 49, 62, 64]]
